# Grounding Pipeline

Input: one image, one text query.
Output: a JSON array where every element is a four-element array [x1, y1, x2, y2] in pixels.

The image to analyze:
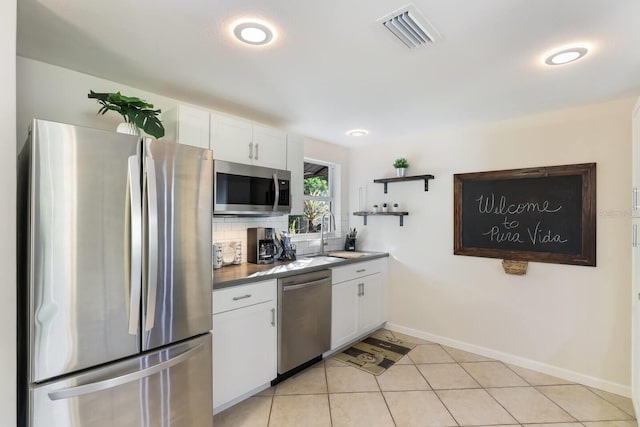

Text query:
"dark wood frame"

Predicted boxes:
[[453, 163, 596, 266]]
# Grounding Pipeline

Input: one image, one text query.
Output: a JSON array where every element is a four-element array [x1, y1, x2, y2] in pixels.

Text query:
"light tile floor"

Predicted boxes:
[[213, 329, 637, 427]]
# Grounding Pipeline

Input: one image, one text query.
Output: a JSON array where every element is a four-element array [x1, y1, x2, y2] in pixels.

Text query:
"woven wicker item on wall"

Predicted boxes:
[[502, 260, 528, 275]]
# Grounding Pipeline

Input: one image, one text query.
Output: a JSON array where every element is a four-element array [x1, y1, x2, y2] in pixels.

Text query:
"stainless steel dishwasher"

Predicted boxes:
[[277, 269, 332, 374]]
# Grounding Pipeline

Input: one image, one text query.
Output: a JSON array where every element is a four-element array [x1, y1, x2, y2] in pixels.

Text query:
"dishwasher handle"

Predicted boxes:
[[282, 278, 330, 292]]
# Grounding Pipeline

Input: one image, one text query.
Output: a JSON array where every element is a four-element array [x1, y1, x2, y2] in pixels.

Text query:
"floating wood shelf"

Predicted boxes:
[[354, 211, 409, 226], [373, 174, 435, 193]]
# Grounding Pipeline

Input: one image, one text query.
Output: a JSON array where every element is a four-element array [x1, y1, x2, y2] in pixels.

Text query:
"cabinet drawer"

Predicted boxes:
[[332, 258, 387, 284], [213, 280, 276, 314]]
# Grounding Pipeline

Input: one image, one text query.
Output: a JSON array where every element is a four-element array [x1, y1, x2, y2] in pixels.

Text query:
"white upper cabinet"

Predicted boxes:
[[175, 105, 210, 149], [171, 105, 288, 169], [209, 112, 287, 169], [209, 113, 254, 165], [252, 125, 287, 169]]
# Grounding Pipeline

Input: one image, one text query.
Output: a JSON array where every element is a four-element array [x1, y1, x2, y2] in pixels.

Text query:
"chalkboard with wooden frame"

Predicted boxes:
[[453, 163, 596, 266]]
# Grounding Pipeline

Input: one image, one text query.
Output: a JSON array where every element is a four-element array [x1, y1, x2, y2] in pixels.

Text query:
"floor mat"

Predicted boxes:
[[333, 330, 417, 375]]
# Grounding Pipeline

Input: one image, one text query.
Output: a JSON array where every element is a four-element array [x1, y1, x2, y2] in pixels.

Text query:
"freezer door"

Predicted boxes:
[[24, 120, 142, 383], [142, 139, 213, 350], [30, 334, 213, 427]]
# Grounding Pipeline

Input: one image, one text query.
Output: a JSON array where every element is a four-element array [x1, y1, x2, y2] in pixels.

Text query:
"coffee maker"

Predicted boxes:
[[247, 227, 278, 264]]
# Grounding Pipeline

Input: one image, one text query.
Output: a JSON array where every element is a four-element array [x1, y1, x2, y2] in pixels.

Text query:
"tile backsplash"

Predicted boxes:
[[213, 216, 288, 264], [213, 214, 349, 263]]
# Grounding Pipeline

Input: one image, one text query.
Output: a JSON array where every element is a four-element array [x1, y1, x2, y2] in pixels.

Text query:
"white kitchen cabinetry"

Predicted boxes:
[[330, 258, 387, 350], [286, 133, 304, 215], [212, 280, 277, 413], [252, 124, 287, 169], [358, 273, 384, 333], [210, 112, 287, 169], [209, 113, 253, 165], [170, 105, 288, 169], [331, 280, 360, 349], [173, 105, 210, 149]]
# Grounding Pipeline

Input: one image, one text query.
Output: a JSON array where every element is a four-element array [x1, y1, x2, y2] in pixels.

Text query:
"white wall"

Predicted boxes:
[[17, 56, 184, 144], [1, 1, 16, 425], [350, 98, 635, 395]]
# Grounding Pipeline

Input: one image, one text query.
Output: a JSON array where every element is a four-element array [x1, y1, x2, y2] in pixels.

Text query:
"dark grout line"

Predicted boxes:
[[266, 392, 275, 427], [322, 360, 335, 427], [412, 362, 461, 426], [582, 386, 638, 420]]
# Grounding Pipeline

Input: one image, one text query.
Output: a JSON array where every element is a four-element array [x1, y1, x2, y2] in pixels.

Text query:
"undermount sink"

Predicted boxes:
[[326, 251, 371, 259], [297, 255, 343, 264]]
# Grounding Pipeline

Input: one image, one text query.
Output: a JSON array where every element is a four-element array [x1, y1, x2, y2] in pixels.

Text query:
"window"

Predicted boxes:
[[289, 160, 334, 234]]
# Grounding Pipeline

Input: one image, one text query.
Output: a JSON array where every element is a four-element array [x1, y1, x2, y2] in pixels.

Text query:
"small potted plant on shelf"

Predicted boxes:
[[88, 90, 165, 138], [392, 203, 399, 212], [393, 158, 409, 177], [382, 202, 389, 213], [372, 204, 379, 213]]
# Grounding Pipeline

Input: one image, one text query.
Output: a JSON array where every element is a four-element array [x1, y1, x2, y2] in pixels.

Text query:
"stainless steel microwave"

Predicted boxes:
[[214, 159, 291, 216]]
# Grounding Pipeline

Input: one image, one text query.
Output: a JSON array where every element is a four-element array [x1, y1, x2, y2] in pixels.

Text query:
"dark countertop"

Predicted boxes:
[[213, 251, 389, 290]]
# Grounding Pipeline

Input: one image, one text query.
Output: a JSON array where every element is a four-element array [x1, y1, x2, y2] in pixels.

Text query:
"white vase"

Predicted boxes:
[[396, 168, 407, 177], [116, 122, 140, 135]]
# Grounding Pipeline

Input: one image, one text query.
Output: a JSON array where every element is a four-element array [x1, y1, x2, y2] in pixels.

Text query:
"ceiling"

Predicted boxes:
[[16, 0, 640, 147]]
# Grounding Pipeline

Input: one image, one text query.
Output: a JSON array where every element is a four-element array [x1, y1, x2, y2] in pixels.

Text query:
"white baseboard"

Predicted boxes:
[[386, 322, 631, 398], [213, 382, 271, 415]]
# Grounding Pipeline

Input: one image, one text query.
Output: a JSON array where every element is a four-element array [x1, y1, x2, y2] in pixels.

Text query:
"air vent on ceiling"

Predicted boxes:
[[379, 4, 441, 49]]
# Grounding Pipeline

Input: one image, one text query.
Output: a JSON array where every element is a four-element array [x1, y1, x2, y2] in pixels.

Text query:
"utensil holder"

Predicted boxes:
[[344, 236, 356, 251]]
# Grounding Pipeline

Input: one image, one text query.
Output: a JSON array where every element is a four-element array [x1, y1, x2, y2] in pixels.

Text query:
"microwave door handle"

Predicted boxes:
[[273, 173, 279, 212], [127, 156, 142, 335], [144, 157, 159, 331]]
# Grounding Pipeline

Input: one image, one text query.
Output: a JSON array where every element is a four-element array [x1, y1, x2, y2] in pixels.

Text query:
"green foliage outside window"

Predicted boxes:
[[303, 175, 330, 232]]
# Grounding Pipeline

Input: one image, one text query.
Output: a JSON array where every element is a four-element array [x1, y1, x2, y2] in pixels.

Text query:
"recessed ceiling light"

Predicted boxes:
[[346, 129, 369, 137], [233, 22, 274, 45], [544, 46, 589, 66]]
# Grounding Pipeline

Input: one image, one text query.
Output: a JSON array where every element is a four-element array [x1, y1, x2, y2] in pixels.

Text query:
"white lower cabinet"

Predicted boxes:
[[211, 258, 387, 413], [212, 280, 277, 413], [331, 259, 387, 350], [357, 273, 384, 333], [331, 280, 361, 349]]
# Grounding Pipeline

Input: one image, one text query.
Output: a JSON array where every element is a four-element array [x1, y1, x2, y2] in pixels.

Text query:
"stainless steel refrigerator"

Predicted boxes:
[[17, 119, 214, 427]]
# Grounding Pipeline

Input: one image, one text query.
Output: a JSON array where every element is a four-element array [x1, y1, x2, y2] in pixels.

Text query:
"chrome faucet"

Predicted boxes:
[[319, 211, 335, 254]]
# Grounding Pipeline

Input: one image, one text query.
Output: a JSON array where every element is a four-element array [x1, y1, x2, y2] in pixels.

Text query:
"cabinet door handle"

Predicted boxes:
[[255, 143, 259, 160], [356, 269, 366, 273], [248, 142, 253, 160], [271, 308, 275, 326], [634, 187, 638, 210], [357, 283, 364, 296], [232, 294, 252, 301], [634, 224, 638, 248]]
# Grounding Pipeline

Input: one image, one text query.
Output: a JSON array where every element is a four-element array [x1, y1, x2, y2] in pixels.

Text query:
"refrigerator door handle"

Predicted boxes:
[[127, 156, 143, 335], [144, 157, 159, 331], [47, 342, 205, 401], [273, 173, 280, 212]]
